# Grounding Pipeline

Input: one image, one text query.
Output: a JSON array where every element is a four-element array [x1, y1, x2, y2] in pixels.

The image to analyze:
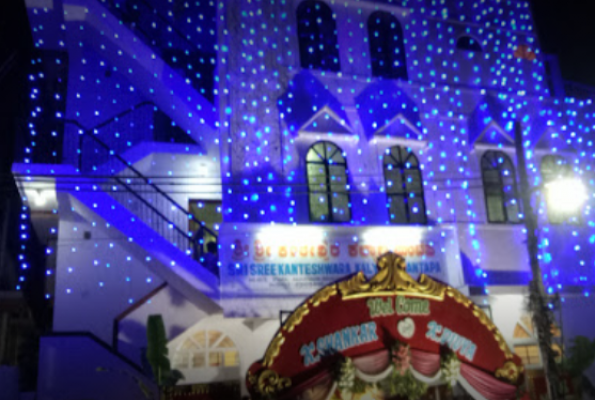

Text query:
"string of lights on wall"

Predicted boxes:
[[17, 0, 595, 309]]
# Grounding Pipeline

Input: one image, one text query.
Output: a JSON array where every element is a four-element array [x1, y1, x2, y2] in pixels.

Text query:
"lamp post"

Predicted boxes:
[[515, 121, 589, 399], [514, 121, 565, 400]]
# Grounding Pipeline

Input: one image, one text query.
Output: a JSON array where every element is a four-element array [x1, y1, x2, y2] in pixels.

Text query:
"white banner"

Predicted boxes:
[[219, 224, 464, 317]]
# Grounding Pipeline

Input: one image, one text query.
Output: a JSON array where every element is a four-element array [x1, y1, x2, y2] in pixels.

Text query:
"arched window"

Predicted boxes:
[[513, 314, 562, 367], [481, 151, 521, 223], [296, 1, 340, 72], [541, 155, 577, 224], [456, 35, 483, 52], [172, 330, 239, 370], [383, 146, 426, 224], [367, 11, 408, 80], [306, 141, 350, 222]]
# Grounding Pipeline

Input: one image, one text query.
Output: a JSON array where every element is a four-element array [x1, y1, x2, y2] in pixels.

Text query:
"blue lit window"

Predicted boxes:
[[367, 11, 408, 80], [306, 141, 350, 222], [481, 151, 521, 224], [383, 146, 426, 224], [296, 1, 341, 72], [541, 155, 579, 224], [456, 35, 483, 52]]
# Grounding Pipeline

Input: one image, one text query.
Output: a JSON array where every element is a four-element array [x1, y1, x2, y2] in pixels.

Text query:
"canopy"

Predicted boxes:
[[247, 252, 523, 400]]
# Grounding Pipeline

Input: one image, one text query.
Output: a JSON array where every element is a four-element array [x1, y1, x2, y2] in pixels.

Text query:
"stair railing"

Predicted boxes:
[[65, 111, 218, 265]]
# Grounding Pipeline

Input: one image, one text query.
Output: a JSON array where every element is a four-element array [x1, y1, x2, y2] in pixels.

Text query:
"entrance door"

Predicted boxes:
[[188, 200, 222, 257]]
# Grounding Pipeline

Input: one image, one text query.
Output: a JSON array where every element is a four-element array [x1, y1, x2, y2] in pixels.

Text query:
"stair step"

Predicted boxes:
[[61, 179, 220, 305]]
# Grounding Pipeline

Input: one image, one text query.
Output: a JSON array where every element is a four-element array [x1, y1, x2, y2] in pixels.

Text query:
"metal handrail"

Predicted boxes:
[[65, 113, 218, 254], [93, 101, 155, 131]]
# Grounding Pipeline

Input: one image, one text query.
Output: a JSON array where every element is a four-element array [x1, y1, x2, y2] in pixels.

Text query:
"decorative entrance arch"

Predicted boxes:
[[247, 253, 523, 400]]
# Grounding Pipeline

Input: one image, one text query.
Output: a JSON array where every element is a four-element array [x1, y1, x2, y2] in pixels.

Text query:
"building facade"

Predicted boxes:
[[12, 0, 595, 398]]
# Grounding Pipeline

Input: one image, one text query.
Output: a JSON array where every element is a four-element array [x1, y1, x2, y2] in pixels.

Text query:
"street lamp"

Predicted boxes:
[[544, 178, 588, 215], [514, 121, 588, 400]]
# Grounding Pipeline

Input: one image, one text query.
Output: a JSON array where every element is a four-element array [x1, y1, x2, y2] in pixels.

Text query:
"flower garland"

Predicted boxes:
[[440, 350, 461, 387], [392, 341, 412, 376], [381, 342, 428, 400], [331, 343, 435, 400], [332, 357, 369, 399], [333, 357, 356, 392]]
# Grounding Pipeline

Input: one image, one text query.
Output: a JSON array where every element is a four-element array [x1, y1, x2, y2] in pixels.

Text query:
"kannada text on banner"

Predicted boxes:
[[219, 224, 463, 317]]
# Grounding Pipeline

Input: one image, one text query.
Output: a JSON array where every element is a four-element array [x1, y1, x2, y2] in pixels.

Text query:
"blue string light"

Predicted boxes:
[[17, 0, 595, 310]]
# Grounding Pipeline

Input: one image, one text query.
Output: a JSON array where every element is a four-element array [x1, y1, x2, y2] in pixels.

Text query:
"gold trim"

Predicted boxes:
[[338, 252, 446, 300], [261, 285, 337, 367], [284, 303, 310, 333], [258, 252, 518, 374], [310, 284, 337, 307], [263, 333, 285, 368], [253, 369, 291, 397], [445, 287, 514, 360], [495, 361, 523, 383], [247, 370, 256, 387]]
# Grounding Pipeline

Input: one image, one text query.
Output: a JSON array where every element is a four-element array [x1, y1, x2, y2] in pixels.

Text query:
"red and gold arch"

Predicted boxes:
[[247, 252, 523, 400]]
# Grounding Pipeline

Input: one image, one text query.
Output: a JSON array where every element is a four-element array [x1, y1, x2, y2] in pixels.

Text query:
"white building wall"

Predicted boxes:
[[22, 0, 595, 397], [54, 193, 164, 343], [117, 284, 213, 366]]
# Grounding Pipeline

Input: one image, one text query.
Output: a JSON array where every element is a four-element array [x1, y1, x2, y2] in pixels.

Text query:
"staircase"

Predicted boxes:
[[58, 103, 221, 302], [18, 0, 223, 301], [63, 0, 218, 152], [61, 0, 222, 272], [67, 107, 218, 249], [66, 177, 220, 302]]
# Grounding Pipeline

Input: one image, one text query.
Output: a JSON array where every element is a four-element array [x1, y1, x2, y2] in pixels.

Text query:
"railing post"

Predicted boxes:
[[67, 114, 218, 264]]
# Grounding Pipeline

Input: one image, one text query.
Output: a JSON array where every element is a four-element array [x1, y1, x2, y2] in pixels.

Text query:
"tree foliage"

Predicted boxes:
[[562, 336, 595, 378], [146, 314, 184, 387]]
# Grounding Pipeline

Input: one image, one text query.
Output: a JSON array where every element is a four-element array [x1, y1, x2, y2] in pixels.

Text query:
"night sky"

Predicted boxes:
[[531, 0, 595, 87]]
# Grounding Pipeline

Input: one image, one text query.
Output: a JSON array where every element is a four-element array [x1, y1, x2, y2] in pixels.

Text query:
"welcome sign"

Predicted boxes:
[[219, 224, 463, 317], [246, 253, 523, 400]]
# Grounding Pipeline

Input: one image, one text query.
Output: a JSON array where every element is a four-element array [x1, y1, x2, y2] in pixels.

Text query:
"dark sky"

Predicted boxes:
[[531, 0, 595, 87]]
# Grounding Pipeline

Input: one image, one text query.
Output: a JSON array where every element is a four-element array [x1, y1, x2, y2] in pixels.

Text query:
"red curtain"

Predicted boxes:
[[352, 349, 391, 375], [460, 363, 517, 400], [410, 349, 441, 376], [277, 351, 517, 400]]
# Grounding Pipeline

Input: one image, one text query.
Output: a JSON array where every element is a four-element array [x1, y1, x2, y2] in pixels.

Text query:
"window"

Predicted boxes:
[[383, 146, 426, 224], [456, 35, 483, 52], [540, 155, 578, 224], [367, 11, 408, 80], [306, 141, 350, 222], [513, 315, 540, 366], [172, 330, 239, 370], [481, 151, 521, 223], [514, 344, 541, 366], [297, 1, 340, 72], [513, 315, 562, 367]]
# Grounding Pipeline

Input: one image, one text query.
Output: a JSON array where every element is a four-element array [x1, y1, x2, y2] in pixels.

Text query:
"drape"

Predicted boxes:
[[277, 349, 517, 400], [460, 363, 518, 400], [410, 349, 441, 376]]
